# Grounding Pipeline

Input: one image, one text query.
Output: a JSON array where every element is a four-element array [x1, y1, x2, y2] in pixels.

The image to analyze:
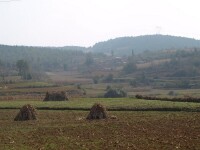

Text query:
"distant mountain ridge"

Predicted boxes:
[[0, 44, 86, 51], [1, 35, 200, 56], [90, 35, 200, 55]]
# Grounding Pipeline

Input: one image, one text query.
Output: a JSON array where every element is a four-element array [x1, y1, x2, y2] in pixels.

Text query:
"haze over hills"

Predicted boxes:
[[60, 46, 87, 51], [1, 35, 200, 56], [90, 35, 200, 55], [1, 34, 200, 88]]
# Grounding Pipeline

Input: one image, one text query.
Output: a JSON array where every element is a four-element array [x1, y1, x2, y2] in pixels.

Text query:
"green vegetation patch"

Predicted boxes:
[[12, 82, 57, 88], [0, 98, 200, 111]]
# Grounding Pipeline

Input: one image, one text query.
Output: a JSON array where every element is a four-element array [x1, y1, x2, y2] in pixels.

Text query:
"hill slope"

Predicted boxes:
[[90, 35, 200, 55]]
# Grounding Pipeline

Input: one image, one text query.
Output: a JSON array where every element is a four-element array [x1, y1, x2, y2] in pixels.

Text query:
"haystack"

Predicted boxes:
[[86, 103, 108, 120], [14, 104, 37, 121], [43, 91, 69, 101]]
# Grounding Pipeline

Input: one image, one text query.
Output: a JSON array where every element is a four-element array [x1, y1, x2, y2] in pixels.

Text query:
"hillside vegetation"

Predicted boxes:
[[1, 35, 200, 90], [91, 35, 200, 55]]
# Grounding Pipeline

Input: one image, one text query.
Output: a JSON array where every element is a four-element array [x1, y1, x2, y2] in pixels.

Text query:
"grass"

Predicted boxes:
[[0, 98, 200, 111], [13, 82, 57, 88], [0, 110, 200, 150], [1, 81, 55, 88]]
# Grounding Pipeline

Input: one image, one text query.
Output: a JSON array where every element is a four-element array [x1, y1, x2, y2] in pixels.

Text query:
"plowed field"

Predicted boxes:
[[0, 110, 200, 150]]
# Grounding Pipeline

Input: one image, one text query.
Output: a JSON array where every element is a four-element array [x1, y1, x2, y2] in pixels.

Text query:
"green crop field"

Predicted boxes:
[[0, 98, 200, 111]]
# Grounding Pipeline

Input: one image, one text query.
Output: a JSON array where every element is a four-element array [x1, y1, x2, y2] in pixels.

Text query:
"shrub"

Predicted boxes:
[[123, 61, 137, 74], [130, 80, 137, 87], [43, 91, 68, 101], [104, 88, 127, 98], [168, 91, 175, 96], [77, 84, 81, 89], [106, 85, 112, 91], [103, 74, 113, 83], [93, 76, 99, 84]]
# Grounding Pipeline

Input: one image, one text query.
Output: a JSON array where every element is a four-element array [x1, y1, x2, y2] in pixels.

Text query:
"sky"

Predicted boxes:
[[0, 0, 200, 47]]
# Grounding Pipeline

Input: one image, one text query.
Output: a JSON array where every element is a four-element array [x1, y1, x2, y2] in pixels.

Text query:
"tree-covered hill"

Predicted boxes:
[[0, 44, 106, 80], [0, 45, 86, 72], [90, 35, 200, 55]]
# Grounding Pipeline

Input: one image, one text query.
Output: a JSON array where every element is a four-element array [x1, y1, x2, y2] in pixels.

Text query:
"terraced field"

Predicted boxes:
[[1, 81, 200, 149]]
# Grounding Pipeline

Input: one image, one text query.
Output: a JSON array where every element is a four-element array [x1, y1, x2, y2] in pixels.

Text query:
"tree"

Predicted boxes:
[[130, 80, 137, 87], [103, 74, 113, 83], [132, 49, 134, 57], [0, 60, 4, 81], [16, 60, 32, 80], [177, 80, 190, 89], [123, 61, 137, 74], [63, 64, 68, 71], [93, 76, 100, 84], [85, 53, 94, 66], [104, 88, 127, 98], [111, 50, 114, 57], [123, 55, 137, 74], [0, 59, 3, 67]]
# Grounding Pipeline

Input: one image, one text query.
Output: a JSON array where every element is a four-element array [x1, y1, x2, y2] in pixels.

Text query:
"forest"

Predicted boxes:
[[91, 35, 200, 55]]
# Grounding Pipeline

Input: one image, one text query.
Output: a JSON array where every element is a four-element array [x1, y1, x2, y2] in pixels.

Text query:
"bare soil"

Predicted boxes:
[[0, 110, 199, 150]]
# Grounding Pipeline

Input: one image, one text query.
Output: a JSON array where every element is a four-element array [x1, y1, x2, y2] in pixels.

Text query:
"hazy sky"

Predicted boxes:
[[0, 0, 200, 47]]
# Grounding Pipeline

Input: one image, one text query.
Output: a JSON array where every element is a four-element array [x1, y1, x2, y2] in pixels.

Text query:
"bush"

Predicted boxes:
[[123, 61, 137, 74], [130, 80, 137, 87], [43, 91, 68, 101], [77, 84, 81, 89], [93, 76, 99, 84], [106, 85, 112, 91], [104, 88, 127, 98], [168, 91, 175, 96], [103, 74, 113, 83]]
